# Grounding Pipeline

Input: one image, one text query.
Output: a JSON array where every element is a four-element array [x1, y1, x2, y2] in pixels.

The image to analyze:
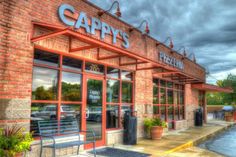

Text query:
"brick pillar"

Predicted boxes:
[[0, 0, 33, 130], [134, 70, 153, 138]]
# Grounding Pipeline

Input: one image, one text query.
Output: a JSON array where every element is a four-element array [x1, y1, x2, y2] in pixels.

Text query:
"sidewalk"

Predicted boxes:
[[69, 120, 234, 157], [112, 120, 235, 157]]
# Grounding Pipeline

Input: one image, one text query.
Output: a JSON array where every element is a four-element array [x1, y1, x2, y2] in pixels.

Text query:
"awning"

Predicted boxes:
[[31, 21, 204, 83], [192, 83, 233, 93]]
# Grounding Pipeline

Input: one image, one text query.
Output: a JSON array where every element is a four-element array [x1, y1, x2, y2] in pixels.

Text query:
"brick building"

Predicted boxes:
[[0, 0, 232, 156]]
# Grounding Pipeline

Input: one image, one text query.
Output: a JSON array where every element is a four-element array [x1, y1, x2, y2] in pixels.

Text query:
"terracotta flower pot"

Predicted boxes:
[[15, 152, 23, 157], [150, 126, 163, 140]]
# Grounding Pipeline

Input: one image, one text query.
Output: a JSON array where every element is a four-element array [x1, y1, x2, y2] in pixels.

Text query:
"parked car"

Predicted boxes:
[[31, 105, 80, 120], [86, 107, 102, 122]]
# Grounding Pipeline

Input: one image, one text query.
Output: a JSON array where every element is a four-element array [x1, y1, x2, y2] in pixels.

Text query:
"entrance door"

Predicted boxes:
[[84, 76, 105, 148]]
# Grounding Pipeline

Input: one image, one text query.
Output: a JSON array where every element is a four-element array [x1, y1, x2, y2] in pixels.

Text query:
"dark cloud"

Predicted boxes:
[[89, 0, 236, 83]]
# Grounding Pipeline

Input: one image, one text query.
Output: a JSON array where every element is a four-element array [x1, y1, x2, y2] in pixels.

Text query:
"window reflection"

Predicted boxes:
[[107, 67, 119, 79], [63, 57, 82, 71], [107, 79, 119, 103], [168, 106, 174, 120], [175, 106, 179, 120], [122, 82, 132, 103], [121, 70, 132, 81], [32, 67, 58, 100], [161, 106, 166, 120], [62, 72, 82, 101], [160, 88, 166, 104], [30, 104, 57, 136], [34, 49, 59, 67], [160, 80, 166, 87], [85, 62, 104, 75], [153, 86, 158, 104], [153, 79, 159, 86], [86, 79, 103, 140], [106, 105, 119, 129], [153, 105, 159, 114], [168, 90, 173, 104]]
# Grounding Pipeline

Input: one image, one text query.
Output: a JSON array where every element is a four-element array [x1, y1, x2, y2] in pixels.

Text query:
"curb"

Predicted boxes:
[[160, 122, 235, 156]]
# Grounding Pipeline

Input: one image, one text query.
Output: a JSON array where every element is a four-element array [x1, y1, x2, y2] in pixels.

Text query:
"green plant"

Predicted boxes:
[[0, 125, 33, 157], [143, 118, 167, 136]]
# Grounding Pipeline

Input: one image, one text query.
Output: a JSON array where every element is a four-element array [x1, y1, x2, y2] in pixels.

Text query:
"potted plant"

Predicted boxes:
[[0, 125, 33, 157], [144, 117, 167, 139]]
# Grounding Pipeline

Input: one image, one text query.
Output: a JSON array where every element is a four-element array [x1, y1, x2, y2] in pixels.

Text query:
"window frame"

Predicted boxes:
[[153, 78, 185, 129], [31, 48, 135, 136]]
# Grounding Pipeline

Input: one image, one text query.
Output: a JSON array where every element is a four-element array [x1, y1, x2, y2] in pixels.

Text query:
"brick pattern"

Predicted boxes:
[[185, 84, 200, 127]]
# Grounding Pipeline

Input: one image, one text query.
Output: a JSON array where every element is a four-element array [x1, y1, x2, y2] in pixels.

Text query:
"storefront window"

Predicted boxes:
[[31, 49, 134, 136], [34, 49, 59, 67], [168, 106, 174, 120], [85, 62, 104, 75], [30, 103, 57, 136], [63, 57, 82, 71], [106, 105, 119, 129], [153, 86, 159, 104], [160, 80, 166, 87], [160, 88, 166, 104], [153, 79, 185, 129], [107, 67, 119, 79], [107, 79, 119, 103], [167, 82, 173, 88], [167, 90, 173, 104], [61, 72, 82, 101], [175, 106, 179, 120], [161, 106, 166, 120], [122, 82, 132, 103], [153, 105, 159, 115], [32, 67, 58, 100], [121, 70, 132, 81]]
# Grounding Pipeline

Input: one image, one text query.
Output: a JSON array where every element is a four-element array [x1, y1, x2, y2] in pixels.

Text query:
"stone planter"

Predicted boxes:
[[150, 126, 163, 140]]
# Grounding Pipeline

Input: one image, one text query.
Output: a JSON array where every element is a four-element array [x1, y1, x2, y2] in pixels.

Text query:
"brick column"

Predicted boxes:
[[0, 0, 33, 130]]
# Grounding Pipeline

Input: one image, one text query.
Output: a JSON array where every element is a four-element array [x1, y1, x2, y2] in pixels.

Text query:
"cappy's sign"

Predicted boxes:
[[58, 4, 129, 49]]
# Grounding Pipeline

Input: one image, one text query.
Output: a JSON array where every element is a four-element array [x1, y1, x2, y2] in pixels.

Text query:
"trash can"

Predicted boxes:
[[123, 111, 137, 145], [195, 108, 203, 126]]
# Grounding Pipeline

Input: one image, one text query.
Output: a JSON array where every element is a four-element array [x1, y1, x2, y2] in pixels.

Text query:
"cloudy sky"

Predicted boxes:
[[89, 0, 236, 84]]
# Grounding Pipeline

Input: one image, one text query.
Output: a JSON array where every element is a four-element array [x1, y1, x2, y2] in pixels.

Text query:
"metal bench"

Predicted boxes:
[[38, 119, 96, 157]]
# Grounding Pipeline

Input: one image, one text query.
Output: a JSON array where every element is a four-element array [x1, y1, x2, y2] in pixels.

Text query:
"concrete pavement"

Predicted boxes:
[[113, 120, 235, 157]]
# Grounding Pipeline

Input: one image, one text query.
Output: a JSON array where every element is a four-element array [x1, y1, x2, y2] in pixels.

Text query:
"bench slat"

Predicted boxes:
[[43, 140, 94, 148]]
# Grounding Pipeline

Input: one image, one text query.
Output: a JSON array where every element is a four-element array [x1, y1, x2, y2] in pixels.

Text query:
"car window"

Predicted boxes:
[[46, 107, 56, 111], [62, 106, 73, 111]]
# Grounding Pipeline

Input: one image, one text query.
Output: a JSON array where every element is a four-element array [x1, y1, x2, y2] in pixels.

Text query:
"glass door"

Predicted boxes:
[[84, 76, 105, 147]]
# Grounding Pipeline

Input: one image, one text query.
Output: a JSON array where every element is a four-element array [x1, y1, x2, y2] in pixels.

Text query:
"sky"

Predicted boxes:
[[89, 0, 236, 84]]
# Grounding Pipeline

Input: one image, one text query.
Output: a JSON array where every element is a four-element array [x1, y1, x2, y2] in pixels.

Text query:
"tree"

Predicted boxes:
[[207, 74, 236, 105]]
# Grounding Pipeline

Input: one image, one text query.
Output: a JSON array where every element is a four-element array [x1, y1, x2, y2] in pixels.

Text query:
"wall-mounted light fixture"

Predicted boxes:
[[163, 37, 174, 49], [129, 20, 150, 34], [188, 52, 196, 62], [97, 1, 121, 18], [177, 46, 187, 58]]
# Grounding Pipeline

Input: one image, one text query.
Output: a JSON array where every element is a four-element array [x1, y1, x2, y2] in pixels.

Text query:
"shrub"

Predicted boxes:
[[143, 117, 167, 136], [0, 125, 33, 157]]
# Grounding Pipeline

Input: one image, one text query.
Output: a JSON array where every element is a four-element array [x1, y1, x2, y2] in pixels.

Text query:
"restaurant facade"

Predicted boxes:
[[0, 0, 232, 156]]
